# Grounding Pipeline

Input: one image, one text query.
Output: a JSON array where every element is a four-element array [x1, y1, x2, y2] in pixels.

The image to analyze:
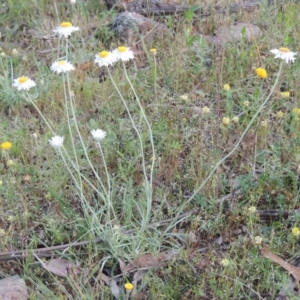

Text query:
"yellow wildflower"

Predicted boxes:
[[256, 67, 267, 79], [292, 227, 300, 237], [281, 91, 290, 98], [202, 106, 210, 114], [124, 282, 134, 291], [276, 111, 284, 119], [232, 116, 239, 123], [254, 236, 262, 245], [1, 142, 12, 150], [221, 259, 229, 267], [222, 117, 230, 126], [243, 101, 250, 107], [223, 84, 230, 92]]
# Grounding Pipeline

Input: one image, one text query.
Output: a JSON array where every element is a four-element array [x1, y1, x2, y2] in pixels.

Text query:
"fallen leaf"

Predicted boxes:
[[33, 253, 80, 277], [262, 246, 300, 281], [44, 258, 78, 277], [98, 273, 121, 298], [0, 275, 29, 300], [123, 250, 179, 273], [132, 269, 147, 297], [118, 258, 127, 274]]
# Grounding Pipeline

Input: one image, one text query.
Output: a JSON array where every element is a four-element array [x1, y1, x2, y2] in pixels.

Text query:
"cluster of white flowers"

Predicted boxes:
[[15, 21, 297, 155], [94, 46, 134, 67], [49, 129, 106, 150]]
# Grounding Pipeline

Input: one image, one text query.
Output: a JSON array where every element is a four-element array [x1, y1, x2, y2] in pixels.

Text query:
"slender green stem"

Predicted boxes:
[[122, 63, 155, 226], [106, 67, 148, 186]]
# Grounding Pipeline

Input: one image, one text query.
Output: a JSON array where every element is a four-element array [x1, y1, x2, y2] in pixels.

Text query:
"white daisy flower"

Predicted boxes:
[[49, 135, 64, 149], [13, 76, 36, 91], [113, 46, 134, 62], [91, 129, 106, 141], [270, 47, 297, 63], [53, 22, 79, 38], [94, 50, 117, 67], [50, 60, 75, 74]]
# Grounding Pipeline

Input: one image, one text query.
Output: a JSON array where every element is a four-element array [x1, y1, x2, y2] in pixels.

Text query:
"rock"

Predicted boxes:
[[0, 275, 29, 300], [111, 12, 171, 47]]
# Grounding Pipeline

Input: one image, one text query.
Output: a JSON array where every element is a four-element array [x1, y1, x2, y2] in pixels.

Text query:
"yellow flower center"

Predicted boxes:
[[19, 76, 28, 84], [58, 60, 66, 65], [60, 22, 72, 28], [150, 48, 157, 53], [118, 46, 128, 53], [279, 47, 290, 53], [99, 51, 109, 58]]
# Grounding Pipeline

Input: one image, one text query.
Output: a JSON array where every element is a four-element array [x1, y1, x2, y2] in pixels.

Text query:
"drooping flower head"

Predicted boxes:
[[53, 22, 79, 38], [13, 76, 36, 91], [270, 47, 297, 63], [94, 51, 117, 67], [113, 46, 134, 62], [91, 129, 106, 141], [150, 48, 157, 55], [49, 136, 64, 149], [50, 60, 75, 74]]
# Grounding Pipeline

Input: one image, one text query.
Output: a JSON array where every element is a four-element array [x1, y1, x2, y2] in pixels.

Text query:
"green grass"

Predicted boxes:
[[1, 0, 300, 299]]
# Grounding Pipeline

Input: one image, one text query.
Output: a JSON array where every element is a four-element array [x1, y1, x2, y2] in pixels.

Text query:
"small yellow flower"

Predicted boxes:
[[221, 259, 230, 267], [124, 282, 134, 291], [1, 142, 12, 150], [223, 84, 230, 92], [7, 160, 14, 166], [293, 108, 300, 116], [281, 91, 290, 98], [7, 215, 14, 221], [292, 227, 300, 237], [0, 52, 6, 57], [222, 117, 230, 126], [254, 236, 262, 245], [0, 180, 2, 185], [248, 206, 256, 213], [180, 95, 188, 101], [150, 48, 157, 54], [12, 48, 19, 56], [276, 110, 284, 119], [256, 67, 267, 79], [202, 106, 210, 114], [261, 120, 268, 127], [232, 116, 239, 123], [243, 101, 250, 107]]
